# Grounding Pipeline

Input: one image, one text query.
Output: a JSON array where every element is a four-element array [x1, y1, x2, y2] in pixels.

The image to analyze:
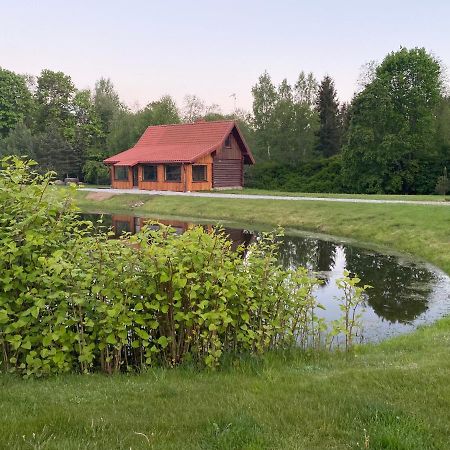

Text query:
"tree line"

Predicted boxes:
[[1, 46, 449, 193]]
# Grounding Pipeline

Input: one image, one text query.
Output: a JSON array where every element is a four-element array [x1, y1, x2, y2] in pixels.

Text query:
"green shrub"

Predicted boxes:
[[245, 156, 344, 193], [82, 160, 110, 185], [0, 157, 367, 376]]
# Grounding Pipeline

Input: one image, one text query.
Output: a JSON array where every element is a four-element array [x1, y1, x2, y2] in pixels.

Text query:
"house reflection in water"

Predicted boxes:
[[110, 214, 255, 251]]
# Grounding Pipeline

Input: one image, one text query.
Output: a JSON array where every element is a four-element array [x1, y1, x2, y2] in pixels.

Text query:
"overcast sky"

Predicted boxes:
[[2, 0, 449, 113]]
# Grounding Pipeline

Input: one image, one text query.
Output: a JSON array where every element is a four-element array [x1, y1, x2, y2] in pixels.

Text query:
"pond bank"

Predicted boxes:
[[74, 189, 450, 274]]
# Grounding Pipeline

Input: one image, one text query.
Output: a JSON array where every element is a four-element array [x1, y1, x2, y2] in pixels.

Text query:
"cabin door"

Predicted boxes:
[[132, 166, 139, 187]]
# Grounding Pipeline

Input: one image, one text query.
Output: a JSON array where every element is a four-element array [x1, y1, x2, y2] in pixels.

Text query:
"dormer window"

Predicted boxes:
[[224, 135, 231, 148]]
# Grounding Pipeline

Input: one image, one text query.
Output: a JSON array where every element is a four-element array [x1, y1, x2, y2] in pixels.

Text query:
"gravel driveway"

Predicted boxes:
[[81, 188, 450, 206]]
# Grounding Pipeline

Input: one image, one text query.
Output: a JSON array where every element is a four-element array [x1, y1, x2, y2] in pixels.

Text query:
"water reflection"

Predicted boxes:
[[345, 248, 433, 323], [278, 237, 337, 278], [80, 213, 450, 342]]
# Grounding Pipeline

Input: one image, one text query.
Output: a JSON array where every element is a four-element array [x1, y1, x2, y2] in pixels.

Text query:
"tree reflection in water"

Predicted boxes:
[[344, 247, 433, 323], [277, 235, 433, 324]]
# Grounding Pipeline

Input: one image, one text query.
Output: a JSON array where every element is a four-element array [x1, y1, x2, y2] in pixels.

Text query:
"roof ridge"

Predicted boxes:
[[144, 119, 235, 130]]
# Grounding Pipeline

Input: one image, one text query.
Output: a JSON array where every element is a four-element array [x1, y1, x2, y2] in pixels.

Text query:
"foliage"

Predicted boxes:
[[245, 156, 344, 193], [342, 47, 444, 194], [0, 67, 34, 137], [34, 69, 76, 135], [140, 95, 180, 126], [435, 166, 449, 196], [34, 125, 77, 177], [251, 71, 319, 164], [93, 77, 124, 142], [329, 271, 371, 350], [0, 158, 369, 376], [2, 46, 449, 193], [0, 122, 35, 158], [315, 75, 341, 157], [182, 94, 221, 123], [82, 160, 110, 185], [71, 89, 104, 176]]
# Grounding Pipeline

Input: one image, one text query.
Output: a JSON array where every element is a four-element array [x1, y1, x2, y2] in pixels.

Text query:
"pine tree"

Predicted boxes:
[[315, 76, 341, 157]]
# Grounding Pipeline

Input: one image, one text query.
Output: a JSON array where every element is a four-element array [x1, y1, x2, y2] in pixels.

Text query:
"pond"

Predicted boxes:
[[81, 213, 450, 343]]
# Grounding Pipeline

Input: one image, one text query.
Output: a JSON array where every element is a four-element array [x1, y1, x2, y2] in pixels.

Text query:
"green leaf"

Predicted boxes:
[[157, 336, 169, 348]]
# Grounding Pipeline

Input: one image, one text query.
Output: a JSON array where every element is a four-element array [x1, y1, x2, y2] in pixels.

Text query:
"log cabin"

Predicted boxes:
[[104, 120, 255, 191]]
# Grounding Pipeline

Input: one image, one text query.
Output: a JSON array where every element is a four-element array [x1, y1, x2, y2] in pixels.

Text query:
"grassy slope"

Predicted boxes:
[[2, 191, 450, 449]]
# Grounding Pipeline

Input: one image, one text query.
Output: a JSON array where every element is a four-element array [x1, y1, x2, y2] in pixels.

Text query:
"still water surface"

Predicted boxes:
[[81, 213, 450, 343]]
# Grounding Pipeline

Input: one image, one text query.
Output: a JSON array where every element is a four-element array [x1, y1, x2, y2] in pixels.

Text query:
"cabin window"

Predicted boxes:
[[165, 164, 181, 182], [142, 165, 157, 181], [224, 135, 232, 148], [192, 165, 207, 182], [114, 220, 132, 235], [114, 166, 129, 181]]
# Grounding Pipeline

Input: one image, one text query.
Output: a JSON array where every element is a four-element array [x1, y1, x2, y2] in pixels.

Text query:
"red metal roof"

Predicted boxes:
[[104, 120, 255, 166]]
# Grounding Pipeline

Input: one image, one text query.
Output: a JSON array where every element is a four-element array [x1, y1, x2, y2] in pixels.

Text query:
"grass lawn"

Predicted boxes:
[[2, 190, 450, 449]]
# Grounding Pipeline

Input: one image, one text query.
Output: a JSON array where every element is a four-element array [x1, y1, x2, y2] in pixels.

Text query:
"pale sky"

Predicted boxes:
[[1, 0, 450, 113]]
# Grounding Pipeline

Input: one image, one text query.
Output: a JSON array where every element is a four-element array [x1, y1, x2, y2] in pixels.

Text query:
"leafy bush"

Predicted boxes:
[[435, 167, 449, 196], [0, 157, 367, 376], [82, 160, 110, 185], [245, 157, 344, 193], [246, 154, 450, 194]]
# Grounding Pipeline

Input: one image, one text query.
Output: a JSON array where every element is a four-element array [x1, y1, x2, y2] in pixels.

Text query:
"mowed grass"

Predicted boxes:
[[2, 190, 450, 449], [2, 322, 450, 449]]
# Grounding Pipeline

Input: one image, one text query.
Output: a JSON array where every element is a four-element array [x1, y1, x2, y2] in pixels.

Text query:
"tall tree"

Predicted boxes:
[[294, 71, 318, 106], [315, 76, 341, 157], [93, 77, 123, 141], [293, 72, 319, 161], [34, 126, 75, 177], [138, 95, 180, 127], [435, 96, 450, 157], [342, 47, 443, 193], [72, 89, 103, 177], [34, 69, 76, 136], [182, 95, 221, 123], [339, 102, 351, 145], [271, 79, 296, 162], [252, 71, 278, 160], [251, 71, 319, 164], [0, 122, 35, 158], [0, 68, 33, 137]]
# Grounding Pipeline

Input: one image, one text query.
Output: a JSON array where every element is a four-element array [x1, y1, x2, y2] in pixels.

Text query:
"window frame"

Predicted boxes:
[[192, 164, 207, 182], [142, 164, 158, 182], [114, 166, 129, 181], [224, 135, 232, 148], [164, 164, 182, 182]]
